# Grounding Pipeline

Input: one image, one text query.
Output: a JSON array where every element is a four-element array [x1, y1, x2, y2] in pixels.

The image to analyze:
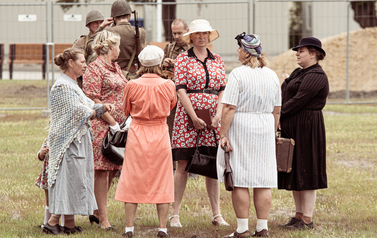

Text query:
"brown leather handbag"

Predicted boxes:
[[223, 145, 234, 191], [276, 131, 295, 173]]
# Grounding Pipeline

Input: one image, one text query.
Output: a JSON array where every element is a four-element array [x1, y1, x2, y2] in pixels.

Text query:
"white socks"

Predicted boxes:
[[44, 206, 51, 225], [236, 218, 249, 233], [125, 227, 134, 233], [256, 219, 268, 232], [61, 215, 65, 227], [158, 228, 168, 234]]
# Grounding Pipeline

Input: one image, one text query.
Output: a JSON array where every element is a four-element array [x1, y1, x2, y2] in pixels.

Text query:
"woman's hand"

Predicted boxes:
[[103, 103, 116, 114], [192, 117, 207, 130], [220, 136, 233, 152], [207, 114, 220, 130], [38, 148, 49, 161]]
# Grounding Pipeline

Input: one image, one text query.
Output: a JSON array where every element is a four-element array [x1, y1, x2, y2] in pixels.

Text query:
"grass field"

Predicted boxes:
[[0, 81, 376, 237]]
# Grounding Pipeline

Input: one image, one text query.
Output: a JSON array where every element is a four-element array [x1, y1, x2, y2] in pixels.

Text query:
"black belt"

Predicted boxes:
[[187, 89, 218, 95]]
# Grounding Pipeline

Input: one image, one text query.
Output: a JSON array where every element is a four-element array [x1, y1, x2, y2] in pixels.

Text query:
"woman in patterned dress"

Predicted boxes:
[[169, 19, 229, 227], [218, 33, 281, 238], [83, 30, 127, 230]]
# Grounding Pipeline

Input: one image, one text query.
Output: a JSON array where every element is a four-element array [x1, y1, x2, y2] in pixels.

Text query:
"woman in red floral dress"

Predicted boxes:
[[83, 30, 127, 230], [170, 19, 229, 227]]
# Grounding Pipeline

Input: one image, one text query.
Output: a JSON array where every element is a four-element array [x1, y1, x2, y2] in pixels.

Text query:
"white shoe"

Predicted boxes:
[[169, 215, 182, 227], [212, 214, 230, 226]]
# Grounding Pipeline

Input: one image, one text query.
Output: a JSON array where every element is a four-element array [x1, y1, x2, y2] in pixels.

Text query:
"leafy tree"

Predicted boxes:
[[351, 1, 377, 28]]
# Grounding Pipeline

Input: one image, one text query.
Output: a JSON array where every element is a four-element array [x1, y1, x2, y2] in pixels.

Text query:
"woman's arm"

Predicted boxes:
[[177, 88, 207, 130], [92, 99, 116, 126], [272, 106, 281, 132], [208, 90, 224, 129], [220, 103, 237, 151]]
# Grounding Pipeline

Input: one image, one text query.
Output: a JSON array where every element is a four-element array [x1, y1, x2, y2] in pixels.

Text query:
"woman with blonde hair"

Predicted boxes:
[[44, 48, 115, 235], [115, 45, 176, 237], [83, 30, 128, 230], [218, 33, 281, 237]]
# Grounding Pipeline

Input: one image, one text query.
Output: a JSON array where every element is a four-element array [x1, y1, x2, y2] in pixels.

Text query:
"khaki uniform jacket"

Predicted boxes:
[[107, 21, 146, 70], [162, 42, 189, 73], [72, 26, 106, 64]]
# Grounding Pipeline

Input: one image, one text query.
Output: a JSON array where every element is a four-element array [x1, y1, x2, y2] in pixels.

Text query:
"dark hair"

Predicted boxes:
[[307, 46, 325, 61], [54, 48, 84, 72]]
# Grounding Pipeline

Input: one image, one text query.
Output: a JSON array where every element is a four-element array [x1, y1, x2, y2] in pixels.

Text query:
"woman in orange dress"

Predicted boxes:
[[115, 45, 177, 238]]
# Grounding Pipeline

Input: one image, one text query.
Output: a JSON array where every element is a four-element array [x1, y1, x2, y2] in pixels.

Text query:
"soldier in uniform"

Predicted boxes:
[[161, 19, 189, 173], [106, 0, 146, 80], [72, 10, 110, 88]]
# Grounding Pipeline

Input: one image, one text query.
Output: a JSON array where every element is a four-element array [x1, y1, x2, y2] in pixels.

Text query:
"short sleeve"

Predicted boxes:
[[174, 53, 188, 89], [221, 70, 239, 107], [273, 72, 282, 107], [83, 63, 102, 101]]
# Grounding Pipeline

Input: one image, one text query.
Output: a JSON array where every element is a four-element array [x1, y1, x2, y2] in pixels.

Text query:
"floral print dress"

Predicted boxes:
[[35, 137, 49, 190], [171, 48, 226, 160], [83, 57, 127, 170]]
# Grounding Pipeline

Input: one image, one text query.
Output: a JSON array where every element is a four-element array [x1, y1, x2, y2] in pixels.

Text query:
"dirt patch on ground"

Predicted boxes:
[[268, 27, 377, 92]]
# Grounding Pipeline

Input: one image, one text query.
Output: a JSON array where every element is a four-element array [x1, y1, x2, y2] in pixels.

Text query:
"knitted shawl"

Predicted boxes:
[[48, 74, 95, 186]]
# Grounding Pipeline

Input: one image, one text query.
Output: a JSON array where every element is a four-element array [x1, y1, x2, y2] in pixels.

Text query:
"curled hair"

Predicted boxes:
[[240, 49, 268, 68], [54, 48, 84, 72], [137, 65, 163, 77], [307, 46, 325, 61], [92, 30, 121, 56]]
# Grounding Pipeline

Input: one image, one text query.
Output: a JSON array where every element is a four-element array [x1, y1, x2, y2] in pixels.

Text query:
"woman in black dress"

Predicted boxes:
[[278, 37, 328, 230]]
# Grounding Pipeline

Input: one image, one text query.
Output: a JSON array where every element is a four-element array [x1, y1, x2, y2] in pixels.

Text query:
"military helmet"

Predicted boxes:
[[111, 0, 132, 18], [86, 10, 104, 26]]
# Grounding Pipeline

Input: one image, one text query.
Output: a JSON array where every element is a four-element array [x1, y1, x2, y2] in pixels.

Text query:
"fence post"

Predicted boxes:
[[346, 1, 350, 104]]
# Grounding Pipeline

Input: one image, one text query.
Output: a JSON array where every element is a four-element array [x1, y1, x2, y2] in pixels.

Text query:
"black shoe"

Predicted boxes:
[[286, 219, 314, 230], [42, 223, 62, 235], [62, 226, 83, 235], [89, 215, 99, 224], [279, 217, 301, 227], [122, 231, 133, 237], [251, 229, 268, 237], [157, 231, 170, 237]]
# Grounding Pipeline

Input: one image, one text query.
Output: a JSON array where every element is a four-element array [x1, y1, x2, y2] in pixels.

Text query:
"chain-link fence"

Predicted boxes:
[[1, 0, 376, 111]]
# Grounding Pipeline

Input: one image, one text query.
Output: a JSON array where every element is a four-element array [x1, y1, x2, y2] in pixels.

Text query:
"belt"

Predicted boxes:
[[187, 89, 218, 95], [121, 64, 138, 72]]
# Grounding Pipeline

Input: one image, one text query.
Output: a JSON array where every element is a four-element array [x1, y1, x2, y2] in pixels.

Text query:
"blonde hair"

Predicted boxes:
[[92, 30, 121, 56], [241, 49, 268, 68], [137, 65, 163, 76], [54, 48, 84, 72]]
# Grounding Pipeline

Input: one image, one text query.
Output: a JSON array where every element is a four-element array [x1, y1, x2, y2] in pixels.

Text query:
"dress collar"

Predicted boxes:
[[97, 56, 118, 72], [187, 47, 215, 60]]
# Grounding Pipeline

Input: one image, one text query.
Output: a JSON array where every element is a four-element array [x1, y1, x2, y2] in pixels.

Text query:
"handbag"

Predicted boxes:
[[101, 115, 130, 166], [223, 145, 234, 191], [185, 129, 218, 179], [275, 131, 295, 173], [187, 109, 212, 128]]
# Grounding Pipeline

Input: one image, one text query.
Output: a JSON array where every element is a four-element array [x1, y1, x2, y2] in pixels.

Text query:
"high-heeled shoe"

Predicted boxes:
[[89, 215, 99, 224], [212, 214, 230, 226]]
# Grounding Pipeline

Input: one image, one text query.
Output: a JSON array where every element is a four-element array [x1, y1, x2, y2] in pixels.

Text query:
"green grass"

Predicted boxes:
[[1, 104, 377, 237]]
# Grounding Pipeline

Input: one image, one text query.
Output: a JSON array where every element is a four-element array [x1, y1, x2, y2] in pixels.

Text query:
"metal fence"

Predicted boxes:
[[0, 0, 376, 111]]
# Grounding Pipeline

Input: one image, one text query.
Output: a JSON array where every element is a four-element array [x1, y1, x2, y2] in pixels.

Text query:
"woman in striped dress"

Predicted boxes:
[[218, 33, 281, 238]]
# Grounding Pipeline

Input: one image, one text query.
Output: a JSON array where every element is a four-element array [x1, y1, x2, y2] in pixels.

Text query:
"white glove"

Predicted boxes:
[[109, 122, 120, 134]]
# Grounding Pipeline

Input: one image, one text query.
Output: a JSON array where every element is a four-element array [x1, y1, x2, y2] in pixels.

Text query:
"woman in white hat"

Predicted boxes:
[[170, 19, 229, 227], [115, 45, 177, 237]]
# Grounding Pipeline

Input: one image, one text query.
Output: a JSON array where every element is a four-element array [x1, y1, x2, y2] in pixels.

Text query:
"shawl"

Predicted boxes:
[[48, 74, 95, 186]]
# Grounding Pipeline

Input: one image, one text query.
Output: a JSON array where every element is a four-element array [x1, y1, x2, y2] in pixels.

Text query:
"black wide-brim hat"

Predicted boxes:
[[292, 37, 326, 56]]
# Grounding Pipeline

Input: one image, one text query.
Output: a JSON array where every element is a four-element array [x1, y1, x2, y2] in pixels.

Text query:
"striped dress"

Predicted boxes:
[[217, 65, 281, 188]]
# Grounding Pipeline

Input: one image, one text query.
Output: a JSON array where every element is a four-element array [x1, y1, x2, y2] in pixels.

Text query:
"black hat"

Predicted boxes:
[[292, 37, 326, 56]]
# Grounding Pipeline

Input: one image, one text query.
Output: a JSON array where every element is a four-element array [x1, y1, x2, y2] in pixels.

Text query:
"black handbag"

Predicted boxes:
[[223, 145, 234, 191], [185, 129, 218, 179], [102, 115, 130, 166]]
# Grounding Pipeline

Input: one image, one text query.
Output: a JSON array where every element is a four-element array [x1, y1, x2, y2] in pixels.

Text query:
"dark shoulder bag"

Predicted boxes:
[[223, 145, 234, 191], [102, 115, 130, 166], [185, 129, 218, 179]]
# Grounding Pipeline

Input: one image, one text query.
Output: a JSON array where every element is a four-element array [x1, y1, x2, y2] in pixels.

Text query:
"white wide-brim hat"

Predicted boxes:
[[138, 45, 164, 67], [181, 19, 219, 44]]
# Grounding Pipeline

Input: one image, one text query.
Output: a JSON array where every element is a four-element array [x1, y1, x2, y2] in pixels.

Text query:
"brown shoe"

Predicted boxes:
[[251, 229, 268, 237], [157, 231, 170, 237], [122, 231, 133, 237], [279, 217, 301, 227], [42, 223, 62, 235], [286, 219, 314, 230], [223, 230, 250, 238]]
